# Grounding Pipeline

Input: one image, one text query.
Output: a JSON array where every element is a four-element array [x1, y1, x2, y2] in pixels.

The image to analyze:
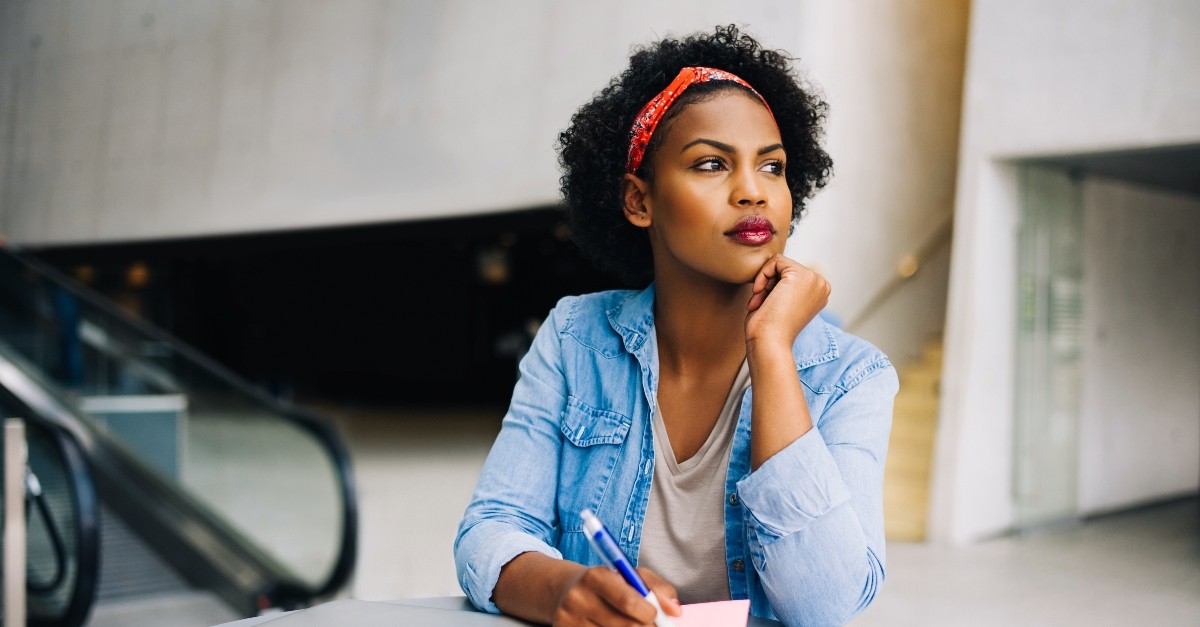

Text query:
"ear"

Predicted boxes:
[[622, 173, 652, 228]]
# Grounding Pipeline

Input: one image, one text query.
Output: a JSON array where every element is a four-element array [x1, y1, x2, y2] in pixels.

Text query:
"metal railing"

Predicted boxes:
[[844, 217, 955, 334]]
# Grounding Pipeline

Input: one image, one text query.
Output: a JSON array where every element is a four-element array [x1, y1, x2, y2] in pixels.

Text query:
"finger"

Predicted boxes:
[[583, 567, 658, 625], [563, 600, 643, 627], [559, 574, 646, 627], [746, 290, 765, 312], [747, 272, 780, 312], [754, 254, 798, 298], [637, 568, 681, 617], [583, 602, 648, 627], [752, 256, 782, 293]]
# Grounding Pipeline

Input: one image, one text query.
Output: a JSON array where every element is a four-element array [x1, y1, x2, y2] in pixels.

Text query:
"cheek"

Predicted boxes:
[[773, 186, 794, 217], [654, 188, 710, 229]]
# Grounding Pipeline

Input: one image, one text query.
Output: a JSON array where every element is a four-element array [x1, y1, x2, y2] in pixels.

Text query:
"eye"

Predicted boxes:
[[693, 157, 727, 172], [761, 160, 786, 176]]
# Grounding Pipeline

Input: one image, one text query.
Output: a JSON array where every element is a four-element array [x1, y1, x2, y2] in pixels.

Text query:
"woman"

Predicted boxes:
[[455, 25, 897, 627]]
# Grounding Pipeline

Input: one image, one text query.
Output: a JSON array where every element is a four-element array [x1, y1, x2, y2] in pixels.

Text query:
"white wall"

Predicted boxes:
[[1078, 177, 1200, 515], [934, 0, 1200, 544]]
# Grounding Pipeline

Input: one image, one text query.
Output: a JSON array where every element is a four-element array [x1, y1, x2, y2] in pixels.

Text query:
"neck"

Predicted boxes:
[[652, 266, 751, 375]]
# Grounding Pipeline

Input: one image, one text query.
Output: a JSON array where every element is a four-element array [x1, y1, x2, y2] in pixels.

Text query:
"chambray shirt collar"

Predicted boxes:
[[606, 283, 657, 358], [605, 282, 841, 369]]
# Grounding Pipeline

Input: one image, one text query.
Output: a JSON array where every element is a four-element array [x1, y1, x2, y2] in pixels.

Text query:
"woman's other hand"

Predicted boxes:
[[745, 253, 831, 351]]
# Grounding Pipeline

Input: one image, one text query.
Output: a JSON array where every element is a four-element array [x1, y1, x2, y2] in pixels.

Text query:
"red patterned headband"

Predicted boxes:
[[625, 66, 774, 174]]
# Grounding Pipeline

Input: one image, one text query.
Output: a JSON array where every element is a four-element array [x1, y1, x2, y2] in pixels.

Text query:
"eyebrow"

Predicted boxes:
[[680, 138, 785, 156]]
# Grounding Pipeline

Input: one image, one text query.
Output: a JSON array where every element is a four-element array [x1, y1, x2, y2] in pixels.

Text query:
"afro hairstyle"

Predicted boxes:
[[556, 24, 832, 286]]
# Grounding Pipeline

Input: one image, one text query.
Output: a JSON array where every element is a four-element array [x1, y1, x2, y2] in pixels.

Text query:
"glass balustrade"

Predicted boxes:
[[0, 250, 355, 600]]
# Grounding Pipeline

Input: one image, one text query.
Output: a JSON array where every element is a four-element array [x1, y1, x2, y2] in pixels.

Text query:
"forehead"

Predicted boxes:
[[657, 90, 781, 149]]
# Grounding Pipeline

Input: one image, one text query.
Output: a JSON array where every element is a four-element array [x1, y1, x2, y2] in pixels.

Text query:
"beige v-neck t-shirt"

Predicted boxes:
[[637, 359, 751, 604]]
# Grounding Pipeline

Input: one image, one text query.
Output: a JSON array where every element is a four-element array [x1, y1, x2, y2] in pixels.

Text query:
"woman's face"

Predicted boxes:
[[630, 89, 792, 286]]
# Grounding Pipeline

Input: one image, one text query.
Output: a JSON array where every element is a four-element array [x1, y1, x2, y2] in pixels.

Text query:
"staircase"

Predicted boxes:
[[884, 340, 942, 542]]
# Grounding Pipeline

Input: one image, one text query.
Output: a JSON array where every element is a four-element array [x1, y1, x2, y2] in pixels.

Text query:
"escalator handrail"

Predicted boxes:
[[0, 248, 357, 602], [46, 423, 100, 627]]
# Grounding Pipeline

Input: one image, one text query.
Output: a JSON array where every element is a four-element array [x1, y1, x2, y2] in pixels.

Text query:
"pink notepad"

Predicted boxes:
[[675, 599, 750, 627]]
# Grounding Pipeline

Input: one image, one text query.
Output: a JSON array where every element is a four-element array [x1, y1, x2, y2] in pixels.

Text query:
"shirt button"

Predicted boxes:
[[728, 492, 739, 506], [731, 559, 745, 573]]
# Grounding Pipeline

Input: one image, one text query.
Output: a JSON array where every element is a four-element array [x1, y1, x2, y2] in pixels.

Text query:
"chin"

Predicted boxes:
[[722, 264, 763, 286], [733, 249, 778, 281]]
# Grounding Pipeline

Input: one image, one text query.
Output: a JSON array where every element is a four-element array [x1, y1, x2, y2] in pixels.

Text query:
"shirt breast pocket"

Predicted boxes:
[[557, 395, 631, 531]]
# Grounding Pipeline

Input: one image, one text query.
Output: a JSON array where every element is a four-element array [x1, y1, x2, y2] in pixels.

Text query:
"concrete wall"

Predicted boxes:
[[0, 0, 968, 362], [934, 0, 1200, 544], [0, 1, 806, 245], [1078, 177, 1200, 515], [788, 0, 967, 362]]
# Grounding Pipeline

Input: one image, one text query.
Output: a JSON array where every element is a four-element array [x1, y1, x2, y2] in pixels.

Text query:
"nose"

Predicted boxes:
[[731, 166, 767, 207]]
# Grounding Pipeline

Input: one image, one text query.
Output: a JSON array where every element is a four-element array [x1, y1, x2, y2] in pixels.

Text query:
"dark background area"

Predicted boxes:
[[30, 207, 623, 407]]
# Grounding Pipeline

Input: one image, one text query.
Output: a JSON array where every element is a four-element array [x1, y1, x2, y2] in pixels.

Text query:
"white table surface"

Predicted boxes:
[[214, 595, 782, 626]]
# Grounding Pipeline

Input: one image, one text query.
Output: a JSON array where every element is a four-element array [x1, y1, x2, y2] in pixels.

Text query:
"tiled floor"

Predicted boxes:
[[326, 405, 502, 601], [91, 591, 238, 627], [853, 499, 1200, 626]]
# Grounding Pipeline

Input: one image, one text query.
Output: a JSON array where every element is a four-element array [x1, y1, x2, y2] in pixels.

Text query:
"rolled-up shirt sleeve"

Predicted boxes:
[[454, 300, 573, 614], [735, 357, 898, 626]]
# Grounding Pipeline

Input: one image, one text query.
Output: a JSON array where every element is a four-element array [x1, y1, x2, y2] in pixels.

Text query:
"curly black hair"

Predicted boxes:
[[557, 25, 832, 286]]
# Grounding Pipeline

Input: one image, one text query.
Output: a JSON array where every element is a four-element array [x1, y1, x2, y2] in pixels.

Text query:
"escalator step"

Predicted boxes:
[[96, 506, 191, 602]]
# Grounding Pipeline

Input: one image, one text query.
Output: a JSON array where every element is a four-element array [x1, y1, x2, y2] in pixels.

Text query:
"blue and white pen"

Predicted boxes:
[[580, 509, 675, 627]]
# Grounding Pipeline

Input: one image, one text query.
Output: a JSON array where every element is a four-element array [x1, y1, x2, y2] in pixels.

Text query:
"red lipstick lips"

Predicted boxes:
[[726, 215, 775, 245]]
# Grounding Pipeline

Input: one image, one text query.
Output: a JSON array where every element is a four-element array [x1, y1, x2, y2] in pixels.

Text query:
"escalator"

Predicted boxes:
[[0, 248, 357, 625]]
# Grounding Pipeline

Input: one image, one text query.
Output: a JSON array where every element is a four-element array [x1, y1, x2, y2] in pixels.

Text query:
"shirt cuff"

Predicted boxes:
[[734, 426, 852, 543], [464, 529, 563, 614]]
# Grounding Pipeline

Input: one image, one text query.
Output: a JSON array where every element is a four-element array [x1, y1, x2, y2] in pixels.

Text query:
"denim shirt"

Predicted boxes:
[[455, 285, 898, 626]]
